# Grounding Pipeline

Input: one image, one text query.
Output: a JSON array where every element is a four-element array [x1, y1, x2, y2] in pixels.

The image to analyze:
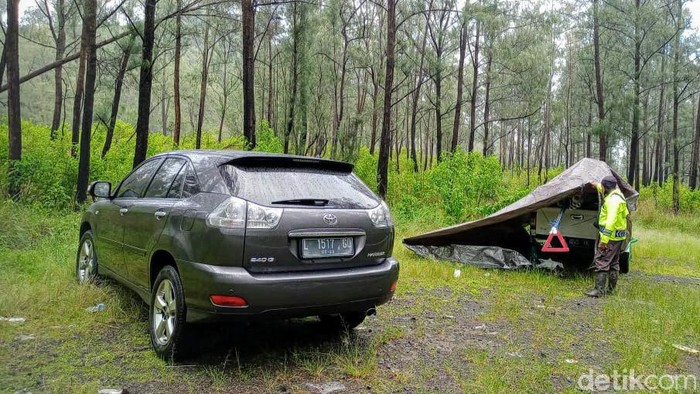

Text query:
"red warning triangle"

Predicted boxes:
[[541, 228, 570, 253]]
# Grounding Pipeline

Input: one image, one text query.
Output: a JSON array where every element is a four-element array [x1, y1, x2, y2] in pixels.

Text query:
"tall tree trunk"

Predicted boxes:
[[593, 0, 607, 161], [434, 67, 443, 162], [690, 94, 700, 190], [50, 0, 66, 140], [6, 0, 22, 199], [641, 93, 650, 186], [102, 37, 133, 158], [284, 2, 300, 154], [377, 0, 395, 198], [218, 59, 229, 143], [482, 48, 492, 156], [409, 14, 429, 172], [267, 30, 274, 124], [76, 0, 97, 205], [331, 37, 349, 159], [671, 0, 682, 212], [451, 20, 467, 153], [173, 0, 182, 145], [133, 0, 156, 168], [242, 0, 256, 148], [628, 0, 641, 186], [468, 20, 480, 152], [196, 26, 210, 149], [653, 52, 666, 185], [71, 14, 89, 158], [0, 35, 6, 86], [369, 74, 379, 155], [161, 82, 168, 136]]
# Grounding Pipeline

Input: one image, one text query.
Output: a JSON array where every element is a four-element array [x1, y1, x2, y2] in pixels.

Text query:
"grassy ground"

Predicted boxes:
[[1, 200, 699, 393]]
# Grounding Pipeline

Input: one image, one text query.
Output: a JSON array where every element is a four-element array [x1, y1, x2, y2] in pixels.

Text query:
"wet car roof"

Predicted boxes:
[[151, 150, 353, 171]]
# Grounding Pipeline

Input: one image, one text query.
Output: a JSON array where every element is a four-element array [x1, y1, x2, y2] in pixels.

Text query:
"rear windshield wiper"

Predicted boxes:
[[270, 198, 330, 206]]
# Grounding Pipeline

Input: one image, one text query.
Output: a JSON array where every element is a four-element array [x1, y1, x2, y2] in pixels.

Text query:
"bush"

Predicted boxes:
[[354, 148, 518, 226], [638, 182, 700, 213], [253, 120, 283, 153]]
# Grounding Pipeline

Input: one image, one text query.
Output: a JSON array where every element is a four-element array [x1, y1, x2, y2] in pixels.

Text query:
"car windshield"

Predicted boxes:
[[222, 165, 379, 209]]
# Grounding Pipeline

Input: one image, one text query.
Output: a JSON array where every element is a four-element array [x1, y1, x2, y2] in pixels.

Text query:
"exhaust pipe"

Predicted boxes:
[[365, 308, 377, 316]]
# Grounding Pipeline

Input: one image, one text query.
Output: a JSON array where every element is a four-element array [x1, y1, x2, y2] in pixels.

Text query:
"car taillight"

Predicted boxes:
[[390, 280, 397, 292], [367, 201, 394, 228], [207, 197, 283, 229], [246, 202, 282, 229]]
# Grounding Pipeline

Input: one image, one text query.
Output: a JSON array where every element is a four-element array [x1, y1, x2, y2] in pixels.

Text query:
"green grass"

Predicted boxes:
[[1, 199, 699, 392]]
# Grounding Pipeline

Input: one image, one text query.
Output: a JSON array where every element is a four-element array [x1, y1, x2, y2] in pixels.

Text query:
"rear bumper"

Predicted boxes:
[[178, 257, 399, 323]]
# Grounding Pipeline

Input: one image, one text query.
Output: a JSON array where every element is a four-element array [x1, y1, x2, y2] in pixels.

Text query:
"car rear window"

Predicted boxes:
[[222, 166, 379, 209]]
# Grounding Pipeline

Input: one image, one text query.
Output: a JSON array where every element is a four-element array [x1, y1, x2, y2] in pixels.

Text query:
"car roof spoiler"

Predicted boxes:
[[224, 155, 354, 173]]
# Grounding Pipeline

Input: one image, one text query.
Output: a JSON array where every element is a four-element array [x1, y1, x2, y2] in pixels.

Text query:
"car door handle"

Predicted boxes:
[[154, 211, 167, 220], [119, 208, 128, 216]]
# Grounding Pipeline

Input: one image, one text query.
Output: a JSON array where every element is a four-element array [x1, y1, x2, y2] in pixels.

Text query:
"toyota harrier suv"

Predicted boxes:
[[77, 150, 399, 360]]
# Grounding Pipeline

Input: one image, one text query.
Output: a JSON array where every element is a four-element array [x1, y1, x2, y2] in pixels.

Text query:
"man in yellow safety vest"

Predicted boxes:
[[585, 175, 629, 298]]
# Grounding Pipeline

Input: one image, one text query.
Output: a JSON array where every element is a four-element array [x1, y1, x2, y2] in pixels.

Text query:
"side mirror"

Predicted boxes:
[[89, 181, 112, 200]]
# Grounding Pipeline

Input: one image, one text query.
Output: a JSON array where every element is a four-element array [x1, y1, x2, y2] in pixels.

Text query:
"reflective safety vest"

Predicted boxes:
[[596, 185, 629, 243]]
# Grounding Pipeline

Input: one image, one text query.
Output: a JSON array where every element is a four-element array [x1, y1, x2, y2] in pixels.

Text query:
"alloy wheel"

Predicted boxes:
[[152, 279, 177, 346], [77, 239, 95, 283]]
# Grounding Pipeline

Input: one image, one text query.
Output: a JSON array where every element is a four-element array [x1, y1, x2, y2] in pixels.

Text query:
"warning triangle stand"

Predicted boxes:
[[541, 228, 570, 253]]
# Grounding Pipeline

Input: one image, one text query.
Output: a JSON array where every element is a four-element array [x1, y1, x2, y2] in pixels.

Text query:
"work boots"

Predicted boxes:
[[607, 271, 619, 294], [585, 272, 608, 298]]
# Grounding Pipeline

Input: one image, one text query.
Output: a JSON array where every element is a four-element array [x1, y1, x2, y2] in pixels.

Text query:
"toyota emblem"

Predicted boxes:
[[323, 214, 338, 225]]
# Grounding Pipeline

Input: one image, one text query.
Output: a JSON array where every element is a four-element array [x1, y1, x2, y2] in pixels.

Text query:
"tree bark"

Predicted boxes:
[[482, 48, 492, 156], [242, 0, 256, 148], [369, 73, 379, 155], [627, 0, 641, 187], [173, 0, 182, 146], [6, 0, 22, 199], [102, 37, 133, 158], [468, 20, 480, 152], [331, 28, 350, 160], [133, 0, 156, 168], [377, 0, 395, 198], [593, 0, 607, 161], [451, 20, 466, 153], [671, 0, 681, 212], [641, 92, 650, 186], [284, 2, 300, 154], [71, 13, 89, 158], [76, 0, 97, 205], [690, 94, 700, 190], [653, 51, 666, 186], [267, 28, 274, 124], [409, 7, 431, 171], [434, 67, 443, 162], [50, 0, 66, 140], [0, 38, 6, 87], [196, 25, 211, 149], [218, 59, 229, 143]]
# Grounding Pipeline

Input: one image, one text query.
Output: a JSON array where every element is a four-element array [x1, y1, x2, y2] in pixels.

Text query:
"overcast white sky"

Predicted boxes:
[[15, 0, 700, 35]]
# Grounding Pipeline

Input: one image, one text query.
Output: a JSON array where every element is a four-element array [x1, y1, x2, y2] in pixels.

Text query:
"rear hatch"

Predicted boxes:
[[220, 157, 394, 274]]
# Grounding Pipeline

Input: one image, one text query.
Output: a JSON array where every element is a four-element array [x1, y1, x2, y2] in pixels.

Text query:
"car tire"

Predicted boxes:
[[319, 311, 367, 330], [620, 252, 630, 274], [76, 230, 99, 284], [149, 266, 189, 362]]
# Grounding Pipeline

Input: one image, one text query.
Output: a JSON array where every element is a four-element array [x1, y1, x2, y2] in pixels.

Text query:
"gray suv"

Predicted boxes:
[[77, 151, 399, 360]]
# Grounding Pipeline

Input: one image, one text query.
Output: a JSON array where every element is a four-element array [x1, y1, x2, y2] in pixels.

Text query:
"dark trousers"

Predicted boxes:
[[594, 240, 623, 280]]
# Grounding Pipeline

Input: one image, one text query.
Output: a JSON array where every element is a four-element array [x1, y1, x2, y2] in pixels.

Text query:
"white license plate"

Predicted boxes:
[[301, 237, 354, 259]]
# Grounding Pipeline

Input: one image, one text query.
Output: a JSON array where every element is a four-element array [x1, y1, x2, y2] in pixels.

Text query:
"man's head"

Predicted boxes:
[[601, 175, 617, 194]]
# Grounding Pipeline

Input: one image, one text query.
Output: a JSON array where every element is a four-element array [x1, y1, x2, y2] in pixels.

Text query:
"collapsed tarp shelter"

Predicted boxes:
[[403, 158, 638, 269]]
